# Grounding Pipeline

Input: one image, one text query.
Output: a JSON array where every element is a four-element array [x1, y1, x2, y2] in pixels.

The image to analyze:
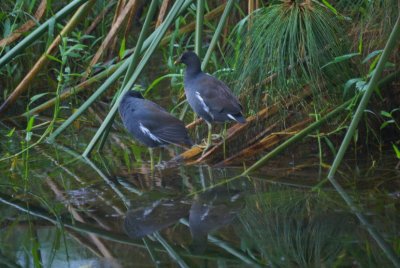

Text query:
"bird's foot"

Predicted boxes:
[[198, 134, 224, 156], [201, 144, 212, 156], [198, 141, 214, 156], [211, 133, 223, 141], [197, 143, 210, 150]]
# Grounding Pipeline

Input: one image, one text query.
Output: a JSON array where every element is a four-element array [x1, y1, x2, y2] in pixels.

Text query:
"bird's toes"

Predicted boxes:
[[197, 143, 208, 149], [211, 134, 223, 141]]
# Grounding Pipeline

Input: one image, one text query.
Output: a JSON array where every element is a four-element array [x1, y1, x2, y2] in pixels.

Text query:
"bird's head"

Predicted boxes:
[[125, 90, 144, 99], [174, 51, 200, 66], [175, 51, 202, 75]]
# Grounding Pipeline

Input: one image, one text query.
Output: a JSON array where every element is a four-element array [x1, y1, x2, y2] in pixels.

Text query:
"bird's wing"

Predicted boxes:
[[139, 106, 191, 145], [195, 74, 242, 114]]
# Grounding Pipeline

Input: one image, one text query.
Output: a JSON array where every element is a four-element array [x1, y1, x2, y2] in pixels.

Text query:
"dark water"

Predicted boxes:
[[0, 126, 399, 268]]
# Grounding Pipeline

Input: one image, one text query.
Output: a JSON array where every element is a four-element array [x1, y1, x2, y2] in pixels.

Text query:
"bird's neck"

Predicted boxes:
[[185, 61, 202, 76]]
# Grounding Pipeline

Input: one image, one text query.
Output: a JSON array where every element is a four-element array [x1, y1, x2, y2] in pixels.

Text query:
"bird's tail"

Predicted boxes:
[[172, 136, 193, 149], [184, 137, 194, 148], [231, 113, 246, 124]]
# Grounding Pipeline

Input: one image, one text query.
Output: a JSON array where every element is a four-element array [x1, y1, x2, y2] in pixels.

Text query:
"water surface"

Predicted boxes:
[[0, 127, 399, 268]]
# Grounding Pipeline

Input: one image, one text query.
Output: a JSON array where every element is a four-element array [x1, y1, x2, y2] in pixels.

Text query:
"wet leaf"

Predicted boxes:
[[323, 137, 337, 156], [25, 131, 32, 142], [119, 37, 126, 59], [322, 0, 338, 15], [356, 80, 367, 92], [6, 128, 15, 137], [362, 49, 383, 64], [322, 53, 360, 69], [46, 54, 62, 63], [380, 111, 392, 118], [392, 144, 400, 159], [380, 120, 394, 129], [26, 116, 36, 132], [344, 78, 363, 96]]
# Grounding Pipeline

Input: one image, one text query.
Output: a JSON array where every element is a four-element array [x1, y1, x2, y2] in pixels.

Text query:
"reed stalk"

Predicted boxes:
[[153, 232, 190, 268], [195, 0, 205, 57], [240, 64, 399, 176], [201, 0, 235, 70]]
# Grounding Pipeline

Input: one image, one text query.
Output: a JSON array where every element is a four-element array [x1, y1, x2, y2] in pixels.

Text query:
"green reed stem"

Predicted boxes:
[[201, 0, 235, 70], [241, 67, 399, 178], [195, 0, 205, 57], [328, 175, 400, 267], [22, 59, 124, 117], [47, 57, 130, 142], [0, 0, 95, 116], [143, 238, 160, 267], [123, 0, 159, 89]]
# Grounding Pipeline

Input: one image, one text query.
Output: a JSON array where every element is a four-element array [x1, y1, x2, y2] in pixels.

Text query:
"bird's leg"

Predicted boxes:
[[223, 122, 227, 159], [149, 148, 154, 171], [202, 122, 213, 155]]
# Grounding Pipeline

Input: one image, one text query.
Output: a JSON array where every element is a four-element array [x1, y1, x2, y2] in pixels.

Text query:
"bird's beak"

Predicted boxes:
[[174, 57, 181, 65]]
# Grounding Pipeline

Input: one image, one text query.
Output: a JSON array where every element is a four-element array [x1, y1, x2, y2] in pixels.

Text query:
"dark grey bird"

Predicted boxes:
[[175, 51, 246, 150], [119, 91, 193, 167]]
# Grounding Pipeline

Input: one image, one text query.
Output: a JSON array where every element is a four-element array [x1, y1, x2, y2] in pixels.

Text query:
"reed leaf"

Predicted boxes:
[[195, 0, 205, 57], [202, 0, 235, 70]]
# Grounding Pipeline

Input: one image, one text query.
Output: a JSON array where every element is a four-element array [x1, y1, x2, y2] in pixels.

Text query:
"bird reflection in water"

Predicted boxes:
[[124, 198, 191, 239], [189, 188, 244, 253], [123, 187, 244, 253]]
